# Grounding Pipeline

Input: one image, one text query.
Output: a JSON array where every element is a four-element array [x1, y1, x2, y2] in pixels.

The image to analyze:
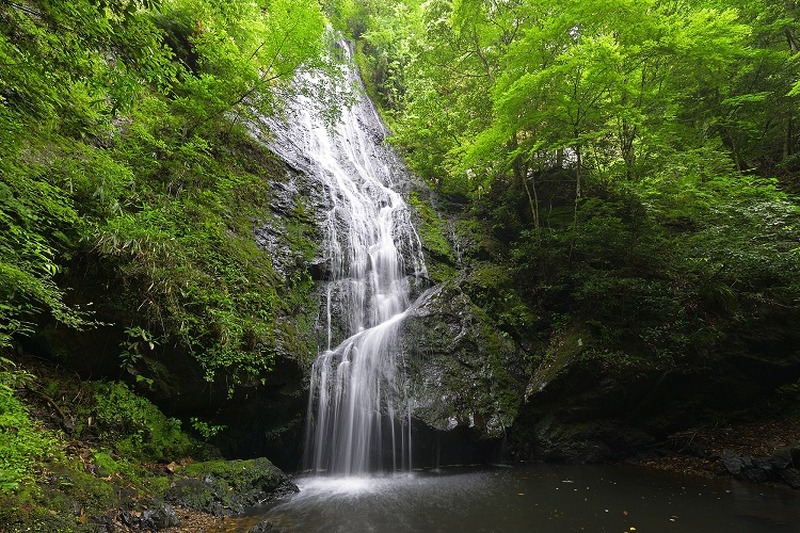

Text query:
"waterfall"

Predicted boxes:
[[261, 41, 427, 475]]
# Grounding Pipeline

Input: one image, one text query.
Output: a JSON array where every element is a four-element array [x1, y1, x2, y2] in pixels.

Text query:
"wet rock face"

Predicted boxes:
[[511, 326, 800, 466], [400, 282, 524, 441], [254, 168, 329, 283]]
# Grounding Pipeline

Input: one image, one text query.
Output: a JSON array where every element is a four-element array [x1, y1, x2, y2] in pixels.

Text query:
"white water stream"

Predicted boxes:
[[263, 41, 427, 475]]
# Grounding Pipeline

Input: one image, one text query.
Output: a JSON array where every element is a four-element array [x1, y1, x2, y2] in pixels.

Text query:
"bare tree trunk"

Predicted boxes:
[[521, 171, 540, 229], [621, 119, 636, 180], [570, 145, 582, 262], [784, 29, 797, 166], [575, 146, 582, 215], [510, 135, 539, 229], [786, 29, 798, 54]]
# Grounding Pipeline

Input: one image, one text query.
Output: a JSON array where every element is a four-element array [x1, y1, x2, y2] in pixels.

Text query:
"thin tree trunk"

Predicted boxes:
[[621, 119, 636, 180], [521, 171, 540, 230], [510, 135, 539, 229], [570, 145, 582, 263]]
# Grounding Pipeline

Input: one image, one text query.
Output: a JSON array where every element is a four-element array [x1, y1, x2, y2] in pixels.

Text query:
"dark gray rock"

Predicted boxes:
[[721, 448, 751, 476], [780, 468, 800, 489], [510, 323, 668, 463], [769, 448, 793, 470], [139, 504, 179, 530], [308, 257, 331, 281], [249, 520, 276, 533], [400, 282, 523, 440], [752, 457, 776, 474], [112, 502, 180, 531], [739, 466, 769, 483], [531, 415, 656, 463], [720, 450, 773, 483], [254, 168, 326, 285]]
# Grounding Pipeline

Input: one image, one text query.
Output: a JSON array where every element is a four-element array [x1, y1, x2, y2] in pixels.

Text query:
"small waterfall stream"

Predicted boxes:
[[263, 41, 427, 476]]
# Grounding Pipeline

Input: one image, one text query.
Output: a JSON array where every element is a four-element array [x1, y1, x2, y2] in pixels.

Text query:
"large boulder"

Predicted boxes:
[[510, 326, 664, 462], [400, 282, 524, 461]]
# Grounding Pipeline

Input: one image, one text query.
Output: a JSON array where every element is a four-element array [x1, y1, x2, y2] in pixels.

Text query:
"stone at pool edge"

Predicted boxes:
[[164, 458, 299, 517], [105, 502, 180, 531], [721, 447, 800, 488], [781, 468, 800, 489], [249, 520, 277, 533], [721, 448, 750, 476], [138, 504, 180, 530]]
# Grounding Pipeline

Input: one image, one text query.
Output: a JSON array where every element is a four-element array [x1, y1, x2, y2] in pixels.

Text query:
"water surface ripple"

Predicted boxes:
[[258, 464, 800, 532]]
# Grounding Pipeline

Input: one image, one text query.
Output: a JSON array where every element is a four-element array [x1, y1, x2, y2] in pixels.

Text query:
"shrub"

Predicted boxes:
[[93, 382, 195, 462], [0, 359, 54, 491]]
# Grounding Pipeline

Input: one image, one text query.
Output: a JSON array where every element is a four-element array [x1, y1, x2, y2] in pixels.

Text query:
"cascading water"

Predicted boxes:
[[261, 41, 427, 476]]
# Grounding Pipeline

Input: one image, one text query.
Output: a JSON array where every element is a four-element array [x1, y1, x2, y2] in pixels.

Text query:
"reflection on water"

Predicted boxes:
[[245, 464, 800, 533]]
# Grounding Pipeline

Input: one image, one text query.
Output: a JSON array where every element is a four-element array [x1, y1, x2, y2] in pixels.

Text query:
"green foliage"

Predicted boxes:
[[354, 0, 799, 194], [0, 358, 54, 492], [119, 326, 158, 386], [0, 461, 120, 532], [189, 417, 226, 439], [350, 0, 800, 396], [0, 355, 236, 531], [93, 382, 195, 462], [88, 149, 289, 384], [505, 162, 800, 367], [0, 161, 89, 347], [0, 0, 181, 352], [161, 0, 328, 133], [0, 0, 326, 389]]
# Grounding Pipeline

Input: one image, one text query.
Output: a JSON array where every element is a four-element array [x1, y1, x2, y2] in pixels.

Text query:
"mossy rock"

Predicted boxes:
[[407, 191, 457, 283], [401, 282, 523, 439], [165, 458, 297, 516], [524, 326, 591, 399], [0, 459, 130, 533]]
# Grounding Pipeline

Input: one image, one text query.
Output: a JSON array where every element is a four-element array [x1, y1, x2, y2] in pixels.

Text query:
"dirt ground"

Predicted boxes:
[[632, 418, 800, 480]]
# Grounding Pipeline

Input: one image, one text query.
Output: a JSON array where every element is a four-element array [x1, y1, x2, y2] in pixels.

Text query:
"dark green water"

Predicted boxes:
[[253, 464, 800, 532]]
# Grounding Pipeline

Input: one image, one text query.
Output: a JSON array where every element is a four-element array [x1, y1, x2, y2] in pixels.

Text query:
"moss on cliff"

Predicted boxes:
[[407, 191, 457, 283]]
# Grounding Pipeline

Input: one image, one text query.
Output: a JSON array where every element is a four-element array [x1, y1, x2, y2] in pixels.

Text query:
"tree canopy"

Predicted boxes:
[[338, 0, 800, 379]]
